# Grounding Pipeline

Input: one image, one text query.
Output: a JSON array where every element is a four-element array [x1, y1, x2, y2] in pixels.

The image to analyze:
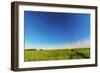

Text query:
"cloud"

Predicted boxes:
[[64, 39, 90, 49]]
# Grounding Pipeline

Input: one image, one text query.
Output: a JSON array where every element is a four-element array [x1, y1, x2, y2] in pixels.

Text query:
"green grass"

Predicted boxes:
[[24, 48, 90, 62]]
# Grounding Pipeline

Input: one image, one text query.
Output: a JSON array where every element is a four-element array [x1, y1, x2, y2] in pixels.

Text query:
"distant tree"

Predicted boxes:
[[39, 49, 43, 51]]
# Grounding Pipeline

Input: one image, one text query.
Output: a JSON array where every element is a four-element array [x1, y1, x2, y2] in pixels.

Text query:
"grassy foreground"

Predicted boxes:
[[24, 48, 90, 62]]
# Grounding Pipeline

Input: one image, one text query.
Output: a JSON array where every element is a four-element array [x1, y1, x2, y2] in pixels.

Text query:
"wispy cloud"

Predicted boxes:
[[64, 39, 90, 49], [25, 38, 90, 49]]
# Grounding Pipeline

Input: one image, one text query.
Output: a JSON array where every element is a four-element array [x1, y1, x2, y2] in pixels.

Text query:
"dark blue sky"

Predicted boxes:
[[24, 11, 90, 49]]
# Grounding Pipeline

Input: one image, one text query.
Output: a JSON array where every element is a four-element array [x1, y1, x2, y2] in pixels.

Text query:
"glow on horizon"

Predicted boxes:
[[25, 38, 90, 49]]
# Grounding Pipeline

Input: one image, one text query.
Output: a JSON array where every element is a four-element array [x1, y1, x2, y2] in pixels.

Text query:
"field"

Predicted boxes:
[[24, 48, 90, 62]]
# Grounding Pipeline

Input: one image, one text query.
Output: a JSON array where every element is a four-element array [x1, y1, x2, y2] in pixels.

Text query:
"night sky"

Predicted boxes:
[[24, 11, 90, 49]]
